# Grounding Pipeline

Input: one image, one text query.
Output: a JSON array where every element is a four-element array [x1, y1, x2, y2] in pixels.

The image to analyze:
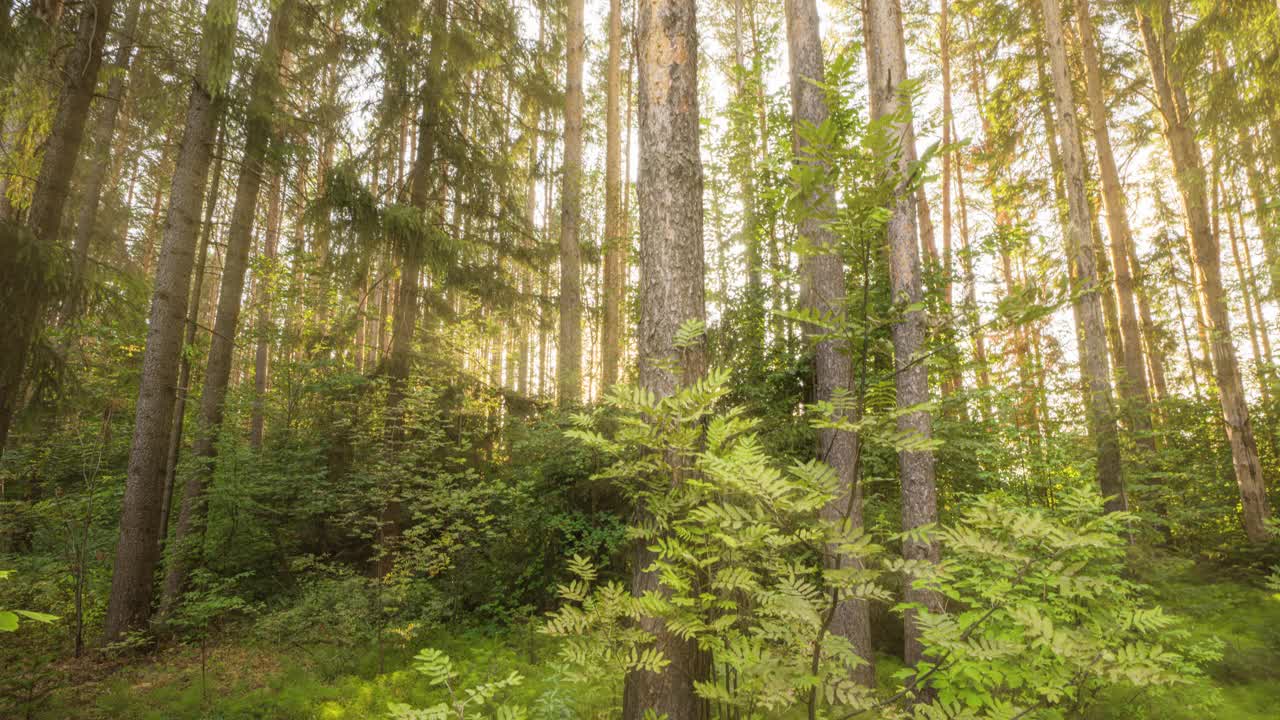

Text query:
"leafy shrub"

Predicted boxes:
[[544, 369, 1211, 719]]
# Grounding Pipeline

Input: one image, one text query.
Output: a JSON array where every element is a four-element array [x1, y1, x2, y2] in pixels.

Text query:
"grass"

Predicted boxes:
[[21, 555, 1280, 720]]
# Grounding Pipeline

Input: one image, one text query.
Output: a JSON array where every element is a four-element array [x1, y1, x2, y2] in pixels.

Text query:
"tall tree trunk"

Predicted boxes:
[[1132, 241, 1169, 401], [251, 170, 283, 448], [601, 0, 624, 388], [1138, 4, 1270, 542], [1042, 0, 1126, 511], [1239, 128, 1279, 298], [0, 0, 115, 452], [622, 0, 706, 715], [1224, 181, 1271, 406], [732, 0, 762, 304], [953, 115, 991, 408], [785, 0, 874, 687], [940, 0, 954, 307], [158, 123, 226, 552], [1237, 199, 1275, 368], [557, 0, 584, 406], [862, 0, 941, 671], [161, 0, 293, 612], [68, 0, 146, 315], [103, 0, 237, 642], [519, 66, 540, 396]]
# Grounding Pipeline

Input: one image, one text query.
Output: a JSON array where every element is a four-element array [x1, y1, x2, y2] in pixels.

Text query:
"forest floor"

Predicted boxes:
[[21, 556, 1280, 720]]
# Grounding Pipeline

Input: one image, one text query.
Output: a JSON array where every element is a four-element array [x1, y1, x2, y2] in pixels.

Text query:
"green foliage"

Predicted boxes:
[[200, 0, 240, 96], [905, 490, 1212, 717], [388, 647, 526, 720], [0, 570, 58, 633], [556, 369, 887, 715]]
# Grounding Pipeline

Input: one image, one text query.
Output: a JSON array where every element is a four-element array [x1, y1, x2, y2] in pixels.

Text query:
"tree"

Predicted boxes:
[[67, 0, 147, 314], [1040, 0, 1125, 511], [622, 0, 707, 714], [861, 0, 941, 670], [558, 0, 584, 406], [1075, 0, 1154, 451], [0, 0, 114, 452], [601, 0, 625, 389], [103, 0, 239, 642], [379, 0, 449, 576], [784, 0, 873, 687], [1137, 0, 1269, 543], [161, 0, 295, 612]]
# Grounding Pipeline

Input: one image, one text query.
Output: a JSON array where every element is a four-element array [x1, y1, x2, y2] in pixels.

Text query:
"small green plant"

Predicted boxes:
[[389, 647, 526, 719], [167, 570, 256, 701]]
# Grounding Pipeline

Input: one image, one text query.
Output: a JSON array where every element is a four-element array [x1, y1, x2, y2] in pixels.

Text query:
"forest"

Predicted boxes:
[[1, 0, 1279, 716]]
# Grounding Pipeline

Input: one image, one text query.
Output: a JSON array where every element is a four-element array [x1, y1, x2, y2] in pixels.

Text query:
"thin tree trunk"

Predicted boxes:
[[103, 0, 236, 641], [601, 0, 624, 389], [622, 0, 706, 714], [1224, 180, 1270, 406], [1138, 4, 1269, 542], [1076, 0, 1155, 449], [940, 0, 954, 307], [1042, 0, 1126, 511], [1237, 200, 1275, 368], [862, 0, 941, 671], [557, 0, 585, 405], [251, 170, 283, 448], [1132, 242, 1169, 401]]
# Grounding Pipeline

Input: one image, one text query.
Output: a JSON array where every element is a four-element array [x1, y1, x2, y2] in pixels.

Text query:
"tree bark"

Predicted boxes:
[[862, 0, 941, 671], [103, 0, 236, 640], [622, 0, 707, 714], [557, 0, 584, 406], [785, 0, 874, 687], [1042, 0, 1126, 511], [1138, 4, 1270, 542], [158, 122, 225, 553]]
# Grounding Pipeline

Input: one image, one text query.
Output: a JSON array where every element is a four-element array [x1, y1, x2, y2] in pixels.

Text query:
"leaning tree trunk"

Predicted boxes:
[[103, 0, 238, 642], [557, 0, 584, 406], [1042, 0, 1126, 511], [784, 0, 874, 688], [601, 0, 624, 388], [1138, 3, 1270, 543], [621, 0, 707, 716], [862, 0, 942, 671]]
